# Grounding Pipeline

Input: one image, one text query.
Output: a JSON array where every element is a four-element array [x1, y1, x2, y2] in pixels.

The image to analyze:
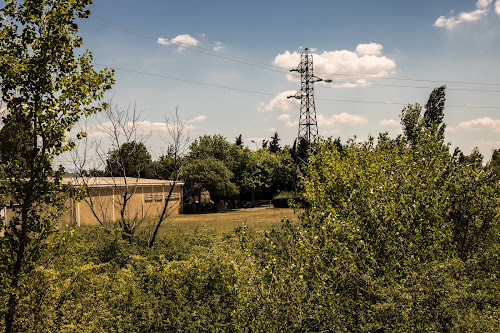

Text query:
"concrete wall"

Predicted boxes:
[[59, 184, 183, 227]]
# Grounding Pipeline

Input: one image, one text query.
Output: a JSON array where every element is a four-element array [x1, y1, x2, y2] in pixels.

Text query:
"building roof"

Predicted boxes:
[[62, 176, 183, 188]]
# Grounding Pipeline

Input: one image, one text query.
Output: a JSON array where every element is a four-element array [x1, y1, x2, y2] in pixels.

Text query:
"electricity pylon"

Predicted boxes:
[[287, 48, 331, 167]]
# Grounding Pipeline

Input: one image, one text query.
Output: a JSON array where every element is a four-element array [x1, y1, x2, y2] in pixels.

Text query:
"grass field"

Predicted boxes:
[[158, 207, 299, 233]]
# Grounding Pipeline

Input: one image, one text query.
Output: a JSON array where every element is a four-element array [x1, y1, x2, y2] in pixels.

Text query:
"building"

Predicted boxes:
[[60, 176, 183, 227]]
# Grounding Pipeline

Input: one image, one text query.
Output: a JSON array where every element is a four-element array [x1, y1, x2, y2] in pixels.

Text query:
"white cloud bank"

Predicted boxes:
[[447, 117, 500, 132], [434, 0, 498, 29], [317, 113, 368, 127], [276, 114, 298, 127], [273, 43, 395, 87], [379, 119, 400, 126], [356, 43, 384, 55], [157, 34, 200, 50], [258, 90, 298, 113]]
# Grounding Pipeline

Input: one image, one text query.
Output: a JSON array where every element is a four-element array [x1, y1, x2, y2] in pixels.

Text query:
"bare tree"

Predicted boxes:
[[69, 104, 190, 247], [146, 107, 190, 248], [70, 102, 152, 241]]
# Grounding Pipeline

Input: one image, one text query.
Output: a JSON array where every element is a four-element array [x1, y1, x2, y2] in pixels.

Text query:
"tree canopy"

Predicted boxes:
[[106, 141, 152, 178]]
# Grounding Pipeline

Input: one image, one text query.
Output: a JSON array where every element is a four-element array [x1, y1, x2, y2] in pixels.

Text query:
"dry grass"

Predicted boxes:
[[158, 208, 299, 233]]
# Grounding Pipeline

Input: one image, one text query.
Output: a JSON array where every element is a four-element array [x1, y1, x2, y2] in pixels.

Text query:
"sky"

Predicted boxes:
[[66, 0, 500, 163]]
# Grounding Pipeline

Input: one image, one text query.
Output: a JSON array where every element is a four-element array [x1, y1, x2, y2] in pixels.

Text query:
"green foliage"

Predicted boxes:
[[486, 148, 500, 182], [424, 85, 446, 140], [268, 131, 281, 153], [149, 154, 175, 179], [234, 134, 243, 147], [105, 141, 152, 178], [184, 134, 295, 203], [181, 157, 238, 203], [0, 0, 114, 330]]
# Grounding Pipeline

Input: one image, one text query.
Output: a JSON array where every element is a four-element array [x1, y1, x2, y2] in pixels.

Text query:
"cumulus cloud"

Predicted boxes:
[[379, 119, 400, 126], [157, 34, 200, 50], [213, 41, 224, 52], [277, 114, 298, 127], [258, 90, 298, 113], [447, 117, 500, 132], [356, 43, 383, 55], [317, 113, 368, 127], [434, 0, 494, 29], [273, 45, 395, 87], [496, 0, 500, 14]]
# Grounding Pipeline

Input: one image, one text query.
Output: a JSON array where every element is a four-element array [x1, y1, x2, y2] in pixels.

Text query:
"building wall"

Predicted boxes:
[[59, 184, 183, 227]]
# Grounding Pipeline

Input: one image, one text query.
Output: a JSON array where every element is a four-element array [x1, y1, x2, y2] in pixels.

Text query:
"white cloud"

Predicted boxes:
[[213, 41, 224, 52], [188, 115, 206, 123], [273, 45, 395, 87], [266, 128, 276, 132], [157, 37, 169, 45], [496, 0, 500, 14], [447, 117, 500, 132], [335, 79, 372, 88], [317, 113, 368, 127], [157, 34, 200, 50], [434, 0, 494, 29], [379, 119, 400, 126], [277, 114, 298, 127], [478, 0, 494, 9], [356, 43, 383, 56], [258, 90, 298, 113]]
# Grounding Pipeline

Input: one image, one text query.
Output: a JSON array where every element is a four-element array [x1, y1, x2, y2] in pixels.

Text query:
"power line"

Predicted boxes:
[[95, 63, 500, 110], [86, 16, 500, 88], [87, 18, 292, 76], [318, 82, 500, 93]]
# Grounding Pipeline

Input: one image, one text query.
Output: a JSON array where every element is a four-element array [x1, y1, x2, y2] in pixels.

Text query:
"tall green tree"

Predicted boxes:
[[0, 1, 114, 331], [105, 141, 152, 178], [180, 157, 238, 204], [268, 132, 281, 153], [423, 85, 446, 139], [235, 134, 243, 147], [486, 148, 500, 182]]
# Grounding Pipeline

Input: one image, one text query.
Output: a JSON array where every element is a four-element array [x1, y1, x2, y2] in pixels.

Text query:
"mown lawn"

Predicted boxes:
[[157, 207, 299, 234]]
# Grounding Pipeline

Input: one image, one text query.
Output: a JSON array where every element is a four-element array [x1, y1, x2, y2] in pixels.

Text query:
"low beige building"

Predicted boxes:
[[60, 177, 183, 227]]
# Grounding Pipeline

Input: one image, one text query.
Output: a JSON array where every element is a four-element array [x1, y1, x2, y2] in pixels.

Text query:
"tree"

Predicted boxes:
[[235, 134, 243, 147], [106, 141, 152, 178], [70, 103, 151, 240], [146, 107, 190, 248], [0, 0, 114, 331], [180, 157, 238, 205], [401, 86, 447, 146], [268, 132, 281, 153], [486, 148, 500, 182], [0, 113, 31, 165], [423, 85, 446, 140]]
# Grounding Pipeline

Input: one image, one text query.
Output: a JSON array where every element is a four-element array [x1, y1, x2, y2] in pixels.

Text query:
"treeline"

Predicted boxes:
[[4, 89, 499, 331], [95, 132, 297, 210], [2, 85, 500, 331]]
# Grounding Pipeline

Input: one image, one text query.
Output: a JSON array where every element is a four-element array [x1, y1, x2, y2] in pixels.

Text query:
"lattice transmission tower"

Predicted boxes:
[[287, 48, 331, 167]]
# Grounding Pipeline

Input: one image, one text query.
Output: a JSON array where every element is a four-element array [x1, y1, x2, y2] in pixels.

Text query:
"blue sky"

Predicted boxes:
[[72, 0, 500, 162]]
